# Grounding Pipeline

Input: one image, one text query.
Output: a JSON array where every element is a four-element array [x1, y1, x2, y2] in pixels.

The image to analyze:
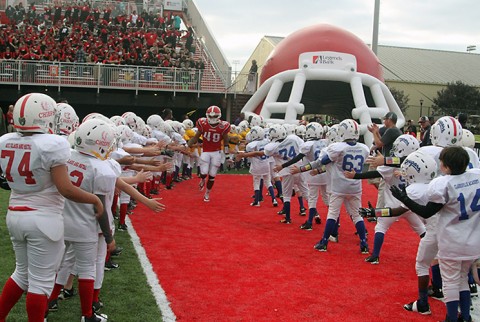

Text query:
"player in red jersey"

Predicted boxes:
[[188, 106, 230, 202]]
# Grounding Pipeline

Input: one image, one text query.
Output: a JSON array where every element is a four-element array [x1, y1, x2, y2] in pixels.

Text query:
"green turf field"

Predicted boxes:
[[0, 189, 163, 322]]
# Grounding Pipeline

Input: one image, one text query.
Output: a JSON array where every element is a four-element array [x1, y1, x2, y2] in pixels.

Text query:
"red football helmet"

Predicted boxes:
[[206, 105, 221, 125]]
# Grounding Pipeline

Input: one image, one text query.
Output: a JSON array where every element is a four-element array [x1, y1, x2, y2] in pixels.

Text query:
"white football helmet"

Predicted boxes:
[[230, 124, 237, 133], [304, 122, 324, 141], [159, 121, 173, 136], [171, 121, 185, 135], [74, 119, 116, 160], [338, 119, 360, 141], [133, 116, 146, 134], [295, 124, 306, 138], [430, 116, 462, 147], [249, 114, 264, 128], [143, 125, 152, 138], [249, 126, 265, 141], [245, 131, 252, 143], [122, 112, 137, 130], [461, 129, 475, 149], [269, 124, 287, 142], [183, 119, 194, 129], [116, 125, 134, 144], [401, 151, 437, 185], [110, 115, 126, 126], [147, 114, 164, 130], [283, 123, 296, 136], [55, 103, 79, 135], [82, 112, 110, 124], [238, 120, 249, 132], [326, 124, 340, 144], [391, 134, 420, 158], [13, 93, 57, 133], [206, 105, 221, 125]]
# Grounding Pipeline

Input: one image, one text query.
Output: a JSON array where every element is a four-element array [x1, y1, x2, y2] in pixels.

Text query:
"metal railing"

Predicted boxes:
[[0, 60, 250, 95]]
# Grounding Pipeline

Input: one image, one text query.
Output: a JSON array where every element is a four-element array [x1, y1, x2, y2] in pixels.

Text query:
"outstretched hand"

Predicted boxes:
[[390, 185, 408, 202], [359, 201, 375, 218]]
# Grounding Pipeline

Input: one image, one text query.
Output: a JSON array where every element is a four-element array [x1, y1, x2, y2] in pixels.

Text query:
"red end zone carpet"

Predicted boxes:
[[130, 175, 445, 321]]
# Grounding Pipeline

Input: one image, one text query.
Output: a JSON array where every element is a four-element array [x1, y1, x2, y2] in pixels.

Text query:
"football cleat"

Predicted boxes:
[[403, 301, 431, 315], [299, 208, 306, 216], [277, 208, 285, 215], [365, 255, 379, 264], [314, 241, 327, 252], [203, 194, 210, 202], [272, 200, 278, 207], [328, 235, 339, 243], [280, 218, 291, 224], [250, 202, 260, 207], [48, 299, 58, 312], [314, 215, 322, 224], [300, 221, 312, 230], [117, 224, 128, 231], [81, 313, 108, 322], [469, 283, 478, 297], [428, 285, 444, 300], [360, 244, 369, 254]]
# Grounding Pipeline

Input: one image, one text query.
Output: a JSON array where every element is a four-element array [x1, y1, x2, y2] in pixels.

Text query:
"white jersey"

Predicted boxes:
[[152, 129, 172, 145], [377, 165, 407, 208], [0, 133, 70, 213], [405, 182, 438, 230], [105, 158, 122, 225], [427, 169, 480, 260], [300, 139, 328, 185], [264, 134, 304, 177], [246, 139, 270, 175], [131, 132, 147, 145], [326, 141, 370, 195], [63, 150, 117, 242], [110, 147, 135, 177]]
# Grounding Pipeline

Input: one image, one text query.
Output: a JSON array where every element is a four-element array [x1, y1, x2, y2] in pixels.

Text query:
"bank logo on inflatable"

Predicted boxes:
[[313, 55, 342, 65]]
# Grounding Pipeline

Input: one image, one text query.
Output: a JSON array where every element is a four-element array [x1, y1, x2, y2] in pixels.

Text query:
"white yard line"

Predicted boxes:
[[126, 217, 176, 322]]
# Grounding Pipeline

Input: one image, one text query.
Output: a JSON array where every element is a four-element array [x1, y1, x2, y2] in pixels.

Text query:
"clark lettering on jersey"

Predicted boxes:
[[5, 143, 32, 150], [67, 159, 87, 170]]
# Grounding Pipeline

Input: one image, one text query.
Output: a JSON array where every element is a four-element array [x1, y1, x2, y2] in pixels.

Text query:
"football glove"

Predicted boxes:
[[359, 201, 375, 218], [390, 185, 408, 203]]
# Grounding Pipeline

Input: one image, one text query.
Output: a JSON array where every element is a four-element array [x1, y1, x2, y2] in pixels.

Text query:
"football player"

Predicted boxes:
[[188, 106, 231, 202]]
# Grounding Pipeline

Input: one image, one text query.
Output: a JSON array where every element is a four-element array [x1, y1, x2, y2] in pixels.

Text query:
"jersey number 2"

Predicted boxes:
[[1, 150, 36, 184]]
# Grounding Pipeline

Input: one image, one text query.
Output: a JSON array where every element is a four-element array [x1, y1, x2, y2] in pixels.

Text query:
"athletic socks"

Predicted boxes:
[[268, 186, 276, 202], [418, 288, 429, 306], [331, 217, 340, 237], [459, 290, 471, 321], [355, 221, 367, 245], [445, 300, 459, 322], [274, 180, 283, 197], [283, 202, 291, 221], [93, 289, 101, 303], [297, 196, 304, 210], [372, 232, 385, 258], [78, 279, 95, 318], [431, 264, 442, 289], [119, 203, 128, 225], [307, 208, 317, 225], [322, 218, 337, 244], [0, 278, 25, 320], [26, 292, 47, 322], [254, 190, 260, 204]]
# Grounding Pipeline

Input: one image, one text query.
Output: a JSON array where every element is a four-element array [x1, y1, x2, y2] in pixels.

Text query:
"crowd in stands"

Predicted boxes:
[[0, 2, 204, 71]]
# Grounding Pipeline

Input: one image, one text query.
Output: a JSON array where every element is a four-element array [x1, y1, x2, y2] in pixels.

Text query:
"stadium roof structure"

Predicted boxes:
[[262, 36, 480, 87]]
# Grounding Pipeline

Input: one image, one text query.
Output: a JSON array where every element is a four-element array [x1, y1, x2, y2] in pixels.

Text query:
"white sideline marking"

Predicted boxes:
[[126, 217, 176, 321]]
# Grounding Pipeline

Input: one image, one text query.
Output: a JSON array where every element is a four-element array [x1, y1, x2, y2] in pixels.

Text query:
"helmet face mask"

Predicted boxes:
[[206, 106, 221, 125], [14, 93, 57, 134], [461, 129, 475, 149]]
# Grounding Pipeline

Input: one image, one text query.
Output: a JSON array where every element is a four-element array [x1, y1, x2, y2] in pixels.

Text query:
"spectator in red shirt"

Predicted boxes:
[[6, 104, 14, 133]]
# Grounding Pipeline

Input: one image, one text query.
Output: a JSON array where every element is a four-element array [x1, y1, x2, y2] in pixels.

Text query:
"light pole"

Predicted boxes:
[[420, 99, 424, 117], [232, 60, 240, 79]]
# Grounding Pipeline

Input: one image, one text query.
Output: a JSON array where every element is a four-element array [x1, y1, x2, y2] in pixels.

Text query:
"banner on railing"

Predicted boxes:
[[164, 0, 182, 11]]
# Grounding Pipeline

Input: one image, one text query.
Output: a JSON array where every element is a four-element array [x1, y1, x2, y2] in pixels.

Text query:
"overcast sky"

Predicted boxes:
[[193, 0, 479, 71]]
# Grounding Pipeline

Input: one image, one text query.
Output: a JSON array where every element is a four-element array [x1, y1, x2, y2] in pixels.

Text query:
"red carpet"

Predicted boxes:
[[130, 175, 445, 321]]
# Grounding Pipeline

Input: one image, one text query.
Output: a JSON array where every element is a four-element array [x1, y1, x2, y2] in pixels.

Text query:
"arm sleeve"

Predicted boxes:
[[96, 195, 113, 244], [401, 198, 444, 219], [281, 153, 305, 168], [353, 170, 381, 179]]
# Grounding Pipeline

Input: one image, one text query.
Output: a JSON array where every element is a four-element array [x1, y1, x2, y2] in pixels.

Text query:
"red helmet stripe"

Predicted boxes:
[[449, 116, 457, 137], [19, 93, 32, 118]]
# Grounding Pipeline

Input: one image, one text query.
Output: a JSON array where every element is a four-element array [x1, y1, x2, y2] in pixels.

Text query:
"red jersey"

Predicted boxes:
[[196, 118, 230, 152]]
